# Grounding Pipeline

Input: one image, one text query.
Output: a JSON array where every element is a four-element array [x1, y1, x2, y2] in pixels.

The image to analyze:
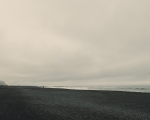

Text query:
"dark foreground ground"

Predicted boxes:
[[0, 86, 150, 120]]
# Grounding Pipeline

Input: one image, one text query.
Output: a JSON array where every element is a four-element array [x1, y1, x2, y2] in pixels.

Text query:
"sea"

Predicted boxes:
[[46, 85, 150, 93]]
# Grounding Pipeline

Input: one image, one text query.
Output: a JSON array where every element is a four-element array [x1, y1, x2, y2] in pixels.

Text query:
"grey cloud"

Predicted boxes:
[[0, 0, 150, 86]]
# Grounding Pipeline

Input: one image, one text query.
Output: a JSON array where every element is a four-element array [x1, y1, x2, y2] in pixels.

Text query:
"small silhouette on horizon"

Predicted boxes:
[[0, 80, 7, 86]]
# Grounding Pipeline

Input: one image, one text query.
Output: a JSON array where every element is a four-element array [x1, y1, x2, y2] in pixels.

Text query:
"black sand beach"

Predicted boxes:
[[0, 86, 150, 120]]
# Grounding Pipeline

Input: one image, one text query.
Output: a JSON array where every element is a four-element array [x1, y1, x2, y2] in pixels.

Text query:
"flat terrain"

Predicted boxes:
[[0, 86, 150, 120]]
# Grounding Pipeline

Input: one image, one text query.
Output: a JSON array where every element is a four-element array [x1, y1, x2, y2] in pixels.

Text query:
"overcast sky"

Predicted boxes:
[[0, 0, 150, 86]]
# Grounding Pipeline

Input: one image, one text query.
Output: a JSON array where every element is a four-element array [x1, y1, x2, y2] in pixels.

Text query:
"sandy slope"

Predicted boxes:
[[0, 86, 150, 120]]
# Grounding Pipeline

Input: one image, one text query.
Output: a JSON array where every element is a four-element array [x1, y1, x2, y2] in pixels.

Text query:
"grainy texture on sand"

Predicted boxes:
[[0, 86, 150, 120]]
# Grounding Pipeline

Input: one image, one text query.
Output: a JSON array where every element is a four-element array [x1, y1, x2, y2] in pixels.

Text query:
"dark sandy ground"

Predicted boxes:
[[0, 86, 150, 120]]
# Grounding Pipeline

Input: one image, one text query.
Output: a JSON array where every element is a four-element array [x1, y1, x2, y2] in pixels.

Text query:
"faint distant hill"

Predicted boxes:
[[0, 80, 7, 86]]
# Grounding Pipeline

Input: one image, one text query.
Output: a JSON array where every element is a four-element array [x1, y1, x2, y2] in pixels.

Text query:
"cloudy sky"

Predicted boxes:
[[0, 0, 150, 86]]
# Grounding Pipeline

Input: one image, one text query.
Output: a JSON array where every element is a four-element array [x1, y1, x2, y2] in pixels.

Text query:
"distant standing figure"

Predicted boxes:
[[43, 86, 44, 88]]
